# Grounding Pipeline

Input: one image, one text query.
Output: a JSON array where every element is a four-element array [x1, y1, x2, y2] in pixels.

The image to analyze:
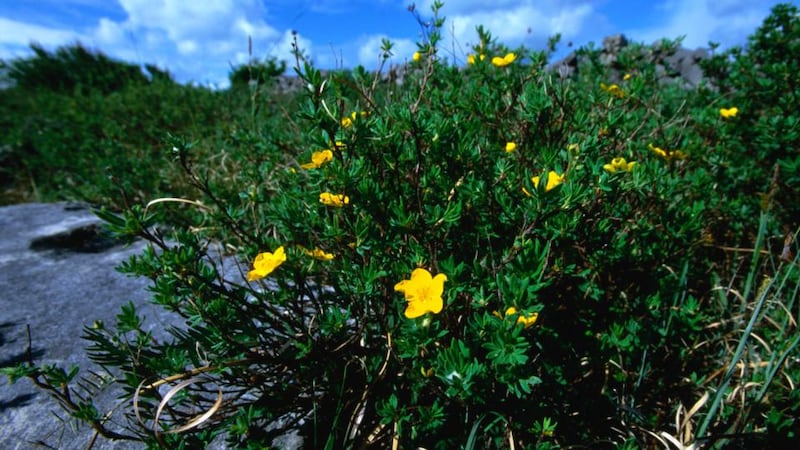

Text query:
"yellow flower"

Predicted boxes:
[[300, 149, 334, 169], [394, 268, 447, 319], [341, 112, 355, 128], [491, 52, 516, 67], [319, 192, 350, 207], [649, 144, 667, 158], [505, 141, 517, 153], [567, 143, 580, 153], [623, 73, 632, 81], [600, 82, 625, 98], [603, 157, 637, 173], [467, 53, 485, 64], [649, 143, 687, 161], [324, 141, 346, 152], [247, 246, 286, 281], [341, 111, 368, 128], [720, 107, 738, 118], [528, 170, 565, 194], [413, 51, 421, 62], [494, 307, 538, 329], [304, 247, 335, 261]]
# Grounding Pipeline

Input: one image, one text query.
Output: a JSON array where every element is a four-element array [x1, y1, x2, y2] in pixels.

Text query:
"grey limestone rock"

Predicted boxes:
[[0, 202, 302, 449], [549, 33, 711, 88], [0, 202, 156, 449]]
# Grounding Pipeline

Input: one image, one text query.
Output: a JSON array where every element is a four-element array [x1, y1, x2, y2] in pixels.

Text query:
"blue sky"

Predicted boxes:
[[0, 0, 794, 87]]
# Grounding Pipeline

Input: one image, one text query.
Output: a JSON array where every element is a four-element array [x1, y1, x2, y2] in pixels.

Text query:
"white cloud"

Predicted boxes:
[[108, 0, 299, 84], [94, 17, 125, 45], [118, 0, 261, 41], [116, 0, 280, 54], [177, 39, 199, 55], [449, 4, 592, 45], [0, 17, 86, 55], [407, 1, 594, 60], [266, 30, 313, 67], [625, 0, 775, 49], [356, 35, 417, 68], [0, 1, 310, 86], [414, 0, 522, 15]]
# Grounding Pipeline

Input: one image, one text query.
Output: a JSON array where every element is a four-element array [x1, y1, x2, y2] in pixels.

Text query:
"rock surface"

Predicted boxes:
[[0, 202, 303, 450], [0, 202, 158, 449], [549, 33, 710, 87]]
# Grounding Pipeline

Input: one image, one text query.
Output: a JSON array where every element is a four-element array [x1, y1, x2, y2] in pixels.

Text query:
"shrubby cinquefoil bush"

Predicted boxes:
[[3, 2, 799, 448]]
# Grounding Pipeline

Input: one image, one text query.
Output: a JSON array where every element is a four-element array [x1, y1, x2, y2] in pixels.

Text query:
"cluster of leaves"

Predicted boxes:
[[2, 2, 799, 449], [697, 2, 800, 241]]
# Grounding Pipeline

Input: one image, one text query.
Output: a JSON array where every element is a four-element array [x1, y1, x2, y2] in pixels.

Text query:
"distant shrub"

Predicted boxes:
[[0, 44, 303, 207], [229, 57, 286, 88], [1, 43, 150, 94]]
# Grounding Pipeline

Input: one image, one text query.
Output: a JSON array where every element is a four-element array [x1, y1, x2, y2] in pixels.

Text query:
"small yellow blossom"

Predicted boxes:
[[600, 82, 625, 98], [319, 192, 350, 207], [341, 111, 366, 128], [413, 51, 421, 62], [493, 307, 538, 329], [467, 53, 486, 64], [603, 157, 637, 173], [567, 143, 580, 153], [526, 170, 565, 195], [505, 141, 517, 153], [300, 149, 334, 169], [304, 247, 335, 261], [491, 52, 516, 67], [394, 268, 447, 319], [623, 73, 632, 81], [327, 141, 346, 151], [649, 143, 687, 161], [247, 246, 286, 281], [719, 107, 738, 118], [649, 144, 667, 158]]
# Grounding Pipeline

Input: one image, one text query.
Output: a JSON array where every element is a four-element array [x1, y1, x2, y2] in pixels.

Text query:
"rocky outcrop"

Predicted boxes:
[[0, 202, 155, 449], [263, 33, 712, 95], [550, 33, 710, 87]]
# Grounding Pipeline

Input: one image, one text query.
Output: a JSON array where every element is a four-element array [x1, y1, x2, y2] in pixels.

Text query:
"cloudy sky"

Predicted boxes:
[[0, 0, 793, 87]]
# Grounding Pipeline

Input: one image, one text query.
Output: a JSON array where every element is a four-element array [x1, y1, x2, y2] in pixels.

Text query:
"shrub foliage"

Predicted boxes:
[[2, 2, 799, 449]]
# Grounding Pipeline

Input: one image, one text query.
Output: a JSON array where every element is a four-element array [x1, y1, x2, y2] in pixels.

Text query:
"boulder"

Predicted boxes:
[[0, 202, 155, 449]]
